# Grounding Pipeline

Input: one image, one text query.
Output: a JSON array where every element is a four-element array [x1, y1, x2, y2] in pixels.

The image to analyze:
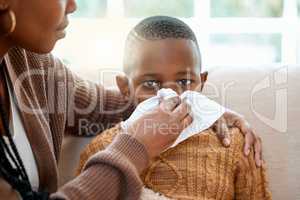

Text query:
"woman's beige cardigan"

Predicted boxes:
[[1, 47, 148, 200]]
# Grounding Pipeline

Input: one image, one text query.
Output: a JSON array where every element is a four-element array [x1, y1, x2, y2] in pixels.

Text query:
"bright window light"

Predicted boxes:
[[53, 0, 300, 82]]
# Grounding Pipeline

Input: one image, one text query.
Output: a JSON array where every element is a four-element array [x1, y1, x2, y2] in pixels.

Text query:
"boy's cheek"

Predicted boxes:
[[179, 84, 199, 93], [135, 90, 157, 103], [191, 83, 200, 91], [190, 82, 203, 92]]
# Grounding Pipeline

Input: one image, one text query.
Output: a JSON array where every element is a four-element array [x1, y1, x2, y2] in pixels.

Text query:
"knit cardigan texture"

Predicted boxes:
[[1, 47, 148, 200]]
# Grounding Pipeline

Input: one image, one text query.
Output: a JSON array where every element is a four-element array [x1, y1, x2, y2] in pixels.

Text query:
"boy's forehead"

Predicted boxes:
[[136, 38, 199, 57], [125, 38, 201, 76]]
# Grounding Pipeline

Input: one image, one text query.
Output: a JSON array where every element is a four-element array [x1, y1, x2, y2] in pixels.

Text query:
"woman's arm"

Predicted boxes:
[[50, 57, 132, 137], [45, 57, 147, 199], [51, 134, 149, 200]]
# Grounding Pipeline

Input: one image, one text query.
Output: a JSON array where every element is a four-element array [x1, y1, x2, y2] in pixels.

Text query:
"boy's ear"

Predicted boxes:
[[116, 75, 130, 98], [199, 71, 208, 91]]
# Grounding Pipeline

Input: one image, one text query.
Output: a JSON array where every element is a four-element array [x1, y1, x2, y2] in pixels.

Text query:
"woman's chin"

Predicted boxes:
[[26, 33, 65, 54], [34, 36, 63, 54], [56, 30, 66, 40], [26, 42, 56, 54]]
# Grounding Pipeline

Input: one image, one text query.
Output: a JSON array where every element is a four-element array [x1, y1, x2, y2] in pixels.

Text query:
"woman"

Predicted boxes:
[[0, 0, 262, 199]]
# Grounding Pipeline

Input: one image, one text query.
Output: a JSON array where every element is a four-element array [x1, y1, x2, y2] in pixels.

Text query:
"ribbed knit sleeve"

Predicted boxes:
[[51, 133, 149, 200], [234, 143, 272, 200], [51, 56, 133, 137], [3, 48, 148, 200]]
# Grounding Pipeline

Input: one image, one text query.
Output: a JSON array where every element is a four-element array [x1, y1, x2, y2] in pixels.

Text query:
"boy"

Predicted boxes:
[[78, 16, 271, 200]]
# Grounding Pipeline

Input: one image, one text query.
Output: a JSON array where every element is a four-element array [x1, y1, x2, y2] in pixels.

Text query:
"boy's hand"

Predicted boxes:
[[212, 109, 262, 167], [125, 97, 193, 159]]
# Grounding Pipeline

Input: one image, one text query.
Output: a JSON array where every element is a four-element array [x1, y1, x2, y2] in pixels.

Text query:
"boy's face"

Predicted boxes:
[[117, 38, 208, 104]]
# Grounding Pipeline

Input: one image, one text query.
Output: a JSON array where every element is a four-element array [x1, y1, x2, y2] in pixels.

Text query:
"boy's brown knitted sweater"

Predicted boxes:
[[78, 125, 272, 200]]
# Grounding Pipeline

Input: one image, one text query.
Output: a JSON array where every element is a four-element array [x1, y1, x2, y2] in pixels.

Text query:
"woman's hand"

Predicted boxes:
[[125, 97, 193, 159], [213, 109, 262, 167]]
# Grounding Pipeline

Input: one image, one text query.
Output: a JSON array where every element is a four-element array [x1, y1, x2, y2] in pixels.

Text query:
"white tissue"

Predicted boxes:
[[121, 88, 225, 148]]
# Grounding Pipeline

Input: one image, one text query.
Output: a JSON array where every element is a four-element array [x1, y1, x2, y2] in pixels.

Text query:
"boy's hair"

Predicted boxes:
[[123, 16, 201, 75]]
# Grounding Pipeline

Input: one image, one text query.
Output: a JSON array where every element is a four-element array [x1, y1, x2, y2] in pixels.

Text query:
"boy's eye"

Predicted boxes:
[[142, 80, 160, 89], [177, 79, 193, 86]]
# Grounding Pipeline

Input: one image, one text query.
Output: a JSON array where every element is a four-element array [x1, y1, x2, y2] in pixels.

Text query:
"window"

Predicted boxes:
[[124, 0, 194, 18], [53, 0, 299, 82], [211, 0, 283, 17], [208, 34, 281, 65], [298, 0, 300, 17], [72, 0, 107, 18]]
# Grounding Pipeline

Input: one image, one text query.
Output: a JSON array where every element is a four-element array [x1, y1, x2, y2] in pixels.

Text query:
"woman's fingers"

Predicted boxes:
[[243, 130, 254, 156], [181, 115, 193, 129], [160, 96, 180, 112], [241, 125, 263, 167], [242, 128, 262, 167], [231, 113, 254, 151], [254, 135, 262, 167], [129, 97, 192, 159], [213, 117, 231, 147], [221, 123, 231, 147], [227, 111, 263, 167], [172, 101, 191, 121]]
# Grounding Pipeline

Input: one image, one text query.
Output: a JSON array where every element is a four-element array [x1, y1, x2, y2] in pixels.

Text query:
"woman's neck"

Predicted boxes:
[[0, 37, 13, 61]]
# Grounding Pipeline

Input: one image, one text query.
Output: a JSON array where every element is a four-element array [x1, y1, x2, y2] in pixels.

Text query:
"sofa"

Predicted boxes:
[[58, 64, 300, 200]]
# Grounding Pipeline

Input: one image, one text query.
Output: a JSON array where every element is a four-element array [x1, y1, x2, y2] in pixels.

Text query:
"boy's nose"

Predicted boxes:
[[161, 82, 183, 95]]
